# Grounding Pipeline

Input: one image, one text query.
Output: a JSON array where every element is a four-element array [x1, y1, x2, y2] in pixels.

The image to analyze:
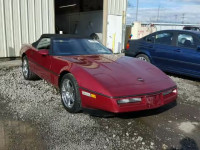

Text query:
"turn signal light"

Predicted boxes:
[[163, 88, 177, 96], [173, 89, 177, 94]]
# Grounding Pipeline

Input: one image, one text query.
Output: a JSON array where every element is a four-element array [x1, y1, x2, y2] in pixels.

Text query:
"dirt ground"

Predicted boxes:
[[0, 66, 199, 150]]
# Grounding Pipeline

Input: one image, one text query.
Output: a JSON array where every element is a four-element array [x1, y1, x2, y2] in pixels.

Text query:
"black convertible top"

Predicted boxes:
[[32, 34, 89, 48], [40, 34, 86, 39]]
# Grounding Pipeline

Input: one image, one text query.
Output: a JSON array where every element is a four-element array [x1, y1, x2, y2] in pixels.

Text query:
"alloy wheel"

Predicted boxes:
[[22, 58, 29, 78], [137, 57, 147, 62], [61, 79, 75, 109]]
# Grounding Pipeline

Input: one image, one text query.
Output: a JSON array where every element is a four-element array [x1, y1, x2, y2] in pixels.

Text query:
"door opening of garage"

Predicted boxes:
[[54, 0, 104, 42]]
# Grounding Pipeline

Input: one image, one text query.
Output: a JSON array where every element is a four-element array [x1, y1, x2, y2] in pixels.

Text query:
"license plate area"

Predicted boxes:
[[146, 95, 159, 107]]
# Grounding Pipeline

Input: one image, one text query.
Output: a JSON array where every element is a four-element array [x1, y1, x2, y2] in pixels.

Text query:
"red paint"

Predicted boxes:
[[21, 45, 178, 113]]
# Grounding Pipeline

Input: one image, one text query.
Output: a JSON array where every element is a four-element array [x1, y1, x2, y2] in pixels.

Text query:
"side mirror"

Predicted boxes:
[[39, 49, 49, 56]]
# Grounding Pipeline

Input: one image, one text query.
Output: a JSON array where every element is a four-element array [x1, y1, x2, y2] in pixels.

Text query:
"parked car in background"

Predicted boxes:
[[20, 34, 177, 114], [125, 30, 200, 78], [183, 26, 200, 31]]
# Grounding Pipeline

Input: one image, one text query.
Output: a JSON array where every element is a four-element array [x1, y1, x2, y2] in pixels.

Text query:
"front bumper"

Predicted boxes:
[[113, 90, 177, 113], [80, 88, 178, 113]]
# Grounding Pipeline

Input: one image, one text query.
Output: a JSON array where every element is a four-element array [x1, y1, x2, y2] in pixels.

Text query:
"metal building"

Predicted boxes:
[[0, 0, 127, 58], [0, 0, 55, 58]]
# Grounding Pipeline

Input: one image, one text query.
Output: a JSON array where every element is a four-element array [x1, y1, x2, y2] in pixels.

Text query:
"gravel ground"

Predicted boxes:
[[0, 67, 153, 150], [0, 67, 199, 150], [170, 76, 200, 105]]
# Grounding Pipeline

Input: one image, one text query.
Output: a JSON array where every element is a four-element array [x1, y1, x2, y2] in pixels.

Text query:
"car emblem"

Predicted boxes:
[[137, 78, 144, 82]]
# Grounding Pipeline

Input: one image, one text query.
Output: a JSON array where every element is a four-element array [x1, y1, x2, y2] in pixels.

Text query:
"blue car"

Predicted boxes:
[[125, 30, 200, 78]]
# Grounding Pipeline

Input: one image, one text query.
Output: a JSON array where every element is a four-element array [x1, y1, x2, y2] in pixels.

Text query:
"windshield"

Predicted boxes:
[[52, 38, 112, 56]]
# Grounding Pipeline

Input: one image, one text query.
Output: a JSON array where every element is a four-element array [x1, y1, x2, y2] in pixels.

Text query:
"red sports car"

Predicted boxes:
[[20, 34, 177, 114]]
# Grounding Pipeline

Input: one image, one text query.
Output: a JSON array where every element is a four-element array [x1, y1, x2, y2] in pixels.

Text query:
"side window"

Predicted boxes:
[[177, 34, 197, 49], [37, 38, 51, 50], [155, 33, 173, 45]]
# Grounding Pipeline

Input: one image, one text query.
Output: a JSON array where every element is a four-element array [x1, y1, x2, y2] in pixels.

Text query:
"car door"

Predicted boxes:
[[173, 32, 200, 76], [149, 31, 178, 70], [141, 33, 156, 57], [32, 38, 52, 82]]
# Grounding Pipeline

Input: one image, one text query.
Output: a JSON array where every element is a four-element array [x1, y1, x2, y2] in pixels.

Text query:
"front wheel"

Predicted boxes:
[[22, 56, 39, 80], [60, 74, 82, 113], [136, 54, 151, 63]]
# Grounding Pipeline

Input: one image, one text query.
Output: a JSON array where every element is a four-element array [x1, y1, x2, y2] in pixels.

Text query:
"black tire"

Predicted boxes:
[[22, 56, 39, 80], [136, 54, 151, 63], [60, 73, 82, 113]]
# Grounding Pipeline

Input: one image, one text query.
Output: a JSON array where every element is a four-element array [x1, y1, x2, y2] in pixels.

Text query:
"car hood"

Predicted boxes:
[[58, 54, 176, 97]]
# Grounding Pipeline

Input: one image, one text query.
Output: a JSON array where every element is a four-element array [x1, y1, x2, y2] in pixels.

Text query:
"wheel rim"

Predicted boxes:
[[137, 57, 147, 62], [61, 79, 75, 109], [22, 58, 29, 78]]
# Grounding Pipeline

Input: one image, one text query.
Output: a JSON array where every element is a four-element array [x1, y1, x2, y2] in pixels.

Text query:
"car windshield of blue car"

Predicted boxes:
[[52, 38, 112, 55]]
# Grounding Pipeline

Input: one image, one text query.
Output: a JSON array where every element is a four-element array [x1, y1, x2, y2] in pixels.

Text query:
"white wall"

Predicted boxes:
[[107, 15, 123, 53], [130, 22, 156, 40], [106, 0, 127, 53], [155, 25, 184, 31]]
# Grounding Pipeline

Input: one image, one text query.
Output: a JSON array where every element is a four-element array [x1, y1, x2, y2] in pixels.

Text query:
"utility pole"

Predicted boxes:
[[175, 15, 178, 23], [136, 0, 139, 21], [174, 15, 178, 29], [182, 13, 185, 24], [157, 5, 160, 22]]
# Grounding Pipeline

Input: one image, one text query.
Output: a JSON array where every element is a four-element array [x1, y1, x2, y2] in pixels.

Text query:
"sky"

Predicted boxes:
[[127, 0, 200, 25]]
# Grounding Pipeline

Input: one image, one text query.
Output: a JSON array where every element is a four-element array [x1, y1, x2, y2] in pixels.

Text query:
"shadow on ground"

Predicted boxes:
[[170, 137, 199, 150]]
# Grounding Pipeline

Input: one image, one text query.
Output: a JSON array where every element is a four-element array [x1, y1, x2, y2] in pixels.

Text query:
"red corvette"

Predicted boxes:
[[20, 34, 177, 114]]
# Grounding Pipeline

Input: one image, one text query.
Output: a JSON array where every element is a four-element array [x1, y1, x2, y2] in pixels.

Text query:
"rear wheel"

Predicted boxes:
[[136, 54, 151, 63], [22, 56, 39, 80], [60, 74, 82, 113]]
